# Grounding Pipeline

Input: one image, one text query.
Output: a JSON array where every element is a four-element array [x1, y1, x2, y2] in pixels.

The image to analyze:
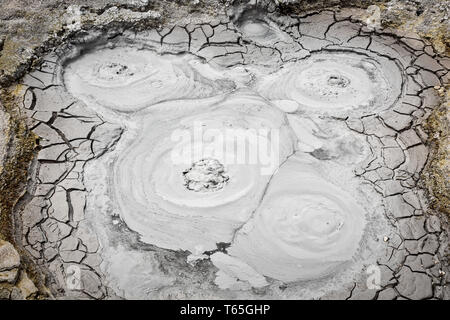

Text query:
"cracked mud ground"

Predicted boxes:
[[0, 0, 449, 300]]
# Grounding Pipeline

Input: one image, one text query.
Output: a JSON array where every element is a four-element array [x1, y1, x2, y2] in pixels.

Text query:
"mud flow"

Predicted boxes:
[[16, 3, 449, 300]]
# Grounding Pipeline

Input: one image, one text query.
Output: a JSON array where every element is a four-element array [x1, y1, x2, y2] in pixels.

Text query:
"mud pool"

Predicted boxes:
[[14, 4, 449, 300]]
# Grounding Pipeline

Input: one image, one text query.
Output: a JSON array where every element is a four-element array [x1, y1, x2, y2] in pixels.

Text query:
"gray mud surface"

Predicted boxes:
[[0, 0, 449, 300]]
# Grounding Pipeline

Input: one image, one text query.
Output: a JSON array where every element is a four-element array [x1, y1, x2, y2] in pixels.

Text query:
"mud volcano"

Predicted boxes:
[[2, 1, 448, 300]]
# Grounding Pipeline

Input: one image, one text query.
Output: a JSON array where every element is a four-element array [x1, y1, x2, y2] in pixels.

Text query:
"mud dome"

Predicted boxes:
[[111, 91, 296, 253], [17, 5, 449, 300], [63, 45, 237, 112], [257, 51, 404, 113], [224, 155, 366, 284]]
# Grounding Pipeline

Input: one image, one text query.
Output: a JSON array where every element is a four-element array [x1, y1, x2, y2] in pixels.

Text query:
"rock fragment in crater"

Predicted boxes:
[[183, 158, 230, 192]]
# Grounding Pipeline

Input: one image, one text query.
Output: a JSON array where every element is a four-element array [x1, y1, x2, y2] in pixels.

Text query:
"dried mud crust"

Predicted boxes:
[[0, 0, 449, 87], [0, 88, 50, 299]]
